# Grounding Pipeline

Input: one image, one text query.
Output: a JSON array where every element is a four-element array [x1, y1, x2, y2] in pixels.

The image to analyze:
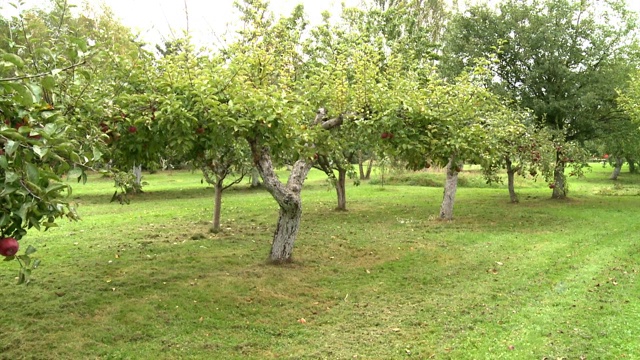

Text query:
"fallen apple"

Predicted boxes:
[[0, 237, 19, 257]]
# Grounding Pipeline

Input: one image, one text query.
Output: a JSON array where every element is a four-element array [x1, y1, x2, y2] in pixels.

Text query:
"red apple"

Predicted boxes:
[[0, 237, 19, 257], [381, 132, 389, 139], [548, 183, 556, 189], [128, 126, 137, 133], [196, 127, 205, 134]]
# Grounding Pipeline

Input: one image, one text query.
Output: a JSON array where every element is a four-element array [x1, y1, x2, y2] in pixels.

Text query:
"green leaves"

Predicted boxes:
[[6, 82, 34, 106], [1, 52, 25, 69]]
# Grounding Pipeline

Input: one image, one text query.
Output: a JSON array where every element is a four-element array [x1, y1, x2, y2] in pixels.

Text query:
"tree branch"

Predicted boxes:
[[0, 61, 87, 82]]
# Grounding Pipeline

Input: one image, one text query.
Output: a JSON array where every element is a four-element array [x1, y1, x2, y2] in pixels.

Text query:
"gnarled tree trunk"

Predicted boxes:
[[610, 157, 624, 180], [247, 108, 343, 263], [552, 154, 567, 199], [250, 142, 311, 263], [439, 157, 461, 220], [505, 157, 518, 203], [250, 167, 261, 188], [335, 168, 347, 211]]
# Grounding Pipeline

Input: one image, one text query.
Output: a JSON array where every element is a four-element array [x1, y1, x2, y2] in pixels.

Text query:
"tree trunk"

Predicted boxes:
[[270, 204, 302, 262], [335, 168, 347, 211], [365, 157, 373, 180], [358, 151, 366, 180], [610, 157, 624, 180], [250, 167, 261, 188], [552, 156, 567, 199], [212, 179, 223, 233], [505, 157, 518, 203], [439, 157, 461, 220], [628, 158, 636, 173], [132, 163, 143, 193], [250, 141, 311, 263]]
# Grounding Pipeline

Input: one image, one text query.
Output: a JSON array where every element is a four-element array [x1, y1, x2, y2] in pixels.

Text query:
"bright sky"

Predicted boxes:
[[4, 0, 640, 47], [102, 0, 363, 46], [4, 0, 363, 46]]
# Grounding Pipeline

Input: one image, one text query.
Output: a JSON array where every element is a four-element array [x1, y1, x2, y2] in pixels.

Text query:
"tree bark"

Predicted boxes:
[[627, 158, 636, 173], [505, 157, 518, 203], [250, 167, 261, 187], [132, 163, 143, 193], [610, 157, 624, 180], [250, 141, 311, 263], [335, 168, 347, 211], [552, 156, 567, 199], [358, 151, 366, 180], [212, 179, 223, 233], [439, 157, 461, 220], [365, 157, 373, 180]]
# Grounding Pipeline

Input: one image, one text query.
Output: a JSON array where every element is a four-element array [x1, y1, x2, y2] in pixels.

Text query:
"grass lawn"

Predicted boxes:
[[1, 164, 639, 359]]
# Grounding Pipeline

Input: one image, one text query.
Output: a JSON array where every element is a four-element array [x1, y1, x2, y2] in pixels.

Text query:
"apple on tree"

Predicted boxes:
[[0, 237, 19, 257]]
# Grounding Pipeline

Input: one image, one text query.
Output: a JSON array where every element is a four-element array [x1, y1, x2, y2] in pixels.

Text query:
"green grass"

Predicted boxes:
[[1, 164, 640, 359]]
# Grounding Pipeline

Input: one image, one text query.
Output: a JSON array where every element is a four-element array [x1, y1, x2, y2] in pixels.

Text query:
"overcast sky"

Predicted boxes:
[[5, 0, 640, 47]]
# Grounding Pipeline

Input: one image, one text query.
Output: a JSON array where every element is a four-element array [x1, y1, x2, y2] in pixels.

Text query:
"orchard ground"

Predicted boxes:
[[1, 164, 639, 359]]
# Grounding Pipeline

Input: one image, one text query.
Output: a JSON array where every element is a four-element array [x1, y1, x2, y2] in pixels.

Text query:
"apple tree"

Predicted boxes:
[[155, 42, 253, 233], [0, 1, 104, 282], [442, 0, 637, 199]]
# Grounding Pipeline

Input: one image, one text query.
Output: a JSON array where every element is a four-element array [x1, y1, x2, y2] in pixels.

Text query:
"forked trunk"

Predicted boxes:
[[250, 141, 311, 263], [248, 108, 342, 263], [365, 158, 373, 180], [212, 179, 223, 233], [335, 168, 347, 211], [506, 157, 518, 203], [610, 157, 624, 180], [439, 157, 461, 220], [552, 157, 567, 199]]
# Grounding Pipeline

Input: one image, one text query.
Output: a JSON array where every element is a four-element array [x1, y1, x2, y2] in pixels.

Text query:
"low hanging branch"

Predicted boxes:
[[313, 107, 345, 130]]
